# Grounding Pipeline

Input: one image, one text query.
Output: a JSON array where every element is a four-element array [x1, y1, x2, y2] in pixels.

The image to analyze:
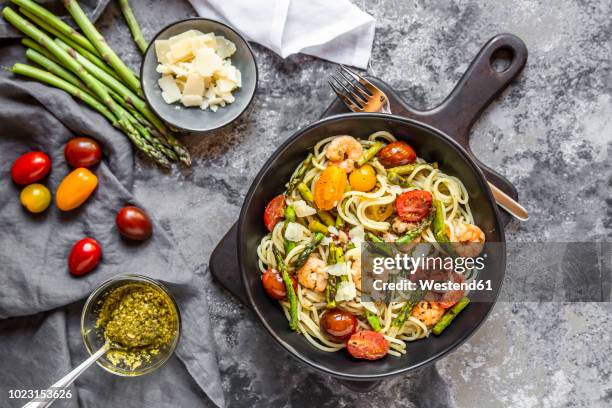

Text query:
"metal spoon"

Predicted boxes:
[[23, 342, 116, 408]]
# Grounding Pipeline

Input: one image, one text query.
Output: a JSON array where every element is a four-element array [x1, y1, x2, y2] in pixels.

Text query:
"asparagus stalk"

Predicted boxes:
[[356, 141, 383, 167], [12, 63, 169, 167], [325, 242, 337, 308], [274, 247, 299, 331], [54, 38, 190, 165], [12, 63, 115, 123], [392, 288, 424, 328], [286, 153, 313, 194], [387, 171, 414, 188], [117, 0, 147, 53], [18, 8, 122, 81], [432, 297, 470, 335], [295, 232, 324, 267], [10, 0, 97, 55], [25, 48, 82, 88], [308, 220, 328, 235], [365, 309, 382, 331], [297, 182, 314, 203], [62, 0, 142, 95]]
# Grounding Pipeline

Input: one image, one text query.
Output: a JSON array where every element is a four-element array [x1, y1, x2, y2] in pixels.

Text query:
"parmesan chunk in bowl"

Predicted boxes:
[[154, 30, 242, 111]]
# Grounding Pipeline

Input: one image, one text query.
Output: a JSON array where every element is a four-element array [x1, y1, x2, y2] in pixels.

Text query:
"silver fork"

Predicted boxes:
[[328, 65, 529, 222]]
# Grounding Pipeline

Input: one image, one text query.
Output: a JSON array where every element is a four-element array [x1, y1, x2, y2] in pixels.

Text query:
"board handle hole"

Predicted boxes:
[[490, 47, 514, 73]]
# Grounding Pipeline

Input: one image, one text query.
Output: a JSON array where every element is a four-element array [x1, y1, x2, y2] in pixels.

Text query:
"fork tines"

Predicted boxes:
[[329, 65, 374, 111]]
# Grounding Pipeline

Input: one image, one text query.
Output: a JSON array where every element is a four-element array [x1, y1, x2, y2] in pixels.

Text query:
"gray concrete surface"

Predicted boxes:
[[96, 0, 611, 406]]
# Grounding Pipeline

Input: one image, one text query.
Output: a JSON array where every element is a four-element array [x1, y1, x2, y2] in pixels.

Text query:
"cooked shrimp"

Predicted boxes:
[[326, 136, 363, 173], [451, 223, 485, 257], [411, 301, 446, 327], [347, 250, 362, 290], [297, 254, 328, 292]]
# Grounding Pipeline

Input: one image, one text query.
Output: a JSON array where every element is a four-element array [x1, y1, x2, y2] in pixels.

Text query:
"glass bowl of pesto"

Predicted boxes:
[[81, 274, 181, 376]]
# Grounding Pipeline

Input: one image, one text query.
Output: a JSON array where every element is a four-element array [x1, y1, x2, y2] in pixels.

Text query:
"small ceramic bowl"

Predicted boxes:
[[81, 274, 181, 376], [141, 18, 258, 132]]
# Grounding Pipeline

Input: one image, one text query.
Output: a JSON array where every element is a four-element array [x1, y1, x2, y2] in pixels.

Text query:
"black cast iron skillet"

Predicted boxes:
[[236, 34, 527, 383]]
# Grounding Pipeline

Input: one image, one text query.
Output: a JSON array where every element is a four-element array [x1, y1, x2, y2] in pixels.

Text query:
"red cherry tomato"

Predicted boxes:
[[115, 206, 152, 241], [11, 151, 51, 185], [64, 137, 102, 168], [377, 141, 416, 167], [68, 237, 102, 276], [346, 330, 389, 360], [263, 194, 286, 231], [261, 268, 297, 300], [396, 190, 433, 222], [320, 309, 358, 341]]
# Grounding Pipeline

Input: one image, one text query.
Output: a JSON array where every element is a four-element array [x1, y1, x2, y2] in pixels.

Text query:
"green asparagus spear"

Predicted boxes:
[[18, 7, 119, 80], [118, 0, 147, 54], [395, 212, 434, 244], [346, 242, 356, 251], [335, 214, 345, 229], [297, 182, 314, 203], [11, 0, 98, 55], [62, 0, 142, 95], [365, 309, 382, 331], [295, 232, 324, 267], [11, 63, 170, 167], [388, 162, 437, 175], [287, 153, 313, 194], [335, 247, 349, 282], [392, 288, 424, 327], [274, 248, 298, 331], [432, 297, 470, 335], [283, 205, 297, 254], [317, 210, 335, 227], [308, 220, 328, 235], [326, 243, 337, 308], [366, 232, 393, 256], [432, 199, 448, 243], [387, 171, 414, 188], [356, 141, 383, 167]]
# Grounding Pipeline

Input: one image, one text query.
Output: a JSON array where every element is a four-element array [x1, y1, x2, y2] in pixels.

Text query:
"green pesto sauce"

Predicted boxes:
[[96, 283, 177, 370]]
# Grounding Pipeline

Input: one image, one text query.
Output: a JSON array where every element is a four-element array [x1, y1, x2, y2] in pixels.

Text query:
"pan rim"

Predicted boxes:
[[237, 112, 506, 380]]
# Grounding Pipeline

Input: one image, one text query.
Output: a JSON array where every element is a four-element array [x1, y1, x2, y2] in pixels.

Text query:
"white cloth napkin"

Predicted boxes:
[[187, 0, 376, 68]]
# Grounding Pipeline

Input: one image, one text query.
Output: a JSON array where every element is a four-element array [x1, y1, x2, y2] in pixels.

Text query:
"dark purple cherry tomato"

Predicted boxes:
[[69, 237, 102, 276], [64, 137, 101, 168], [320, 308, 358, 341], [116, 206, 152, 241], [11, 151, 51, 185]]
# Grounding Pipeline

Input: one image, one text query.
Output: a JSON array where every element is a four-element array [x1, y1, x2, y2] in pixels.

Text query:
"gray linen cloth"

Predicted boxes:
[[0, 44, 224, 408]]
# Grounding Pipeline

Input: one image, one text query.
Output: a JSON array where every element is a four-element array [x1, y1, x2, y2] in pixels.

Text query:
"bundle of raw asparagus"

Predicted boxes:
[[2, 0, 191, 167]]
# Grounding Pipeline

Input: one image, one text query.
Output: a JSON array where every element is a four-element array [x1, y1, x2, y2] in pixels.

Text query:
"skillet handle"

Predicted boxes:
[[393, 33, 528, 199]]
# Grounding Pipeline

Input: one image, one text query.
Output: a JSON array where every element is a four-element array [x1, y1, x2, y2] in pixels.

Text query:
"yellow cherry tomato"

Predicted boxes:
[[20, 183, 51, 213], [365, 203, 393, 221], [314, 165, 347, 210], [349, 164, 377, 192], [56, 168, 98, 211]]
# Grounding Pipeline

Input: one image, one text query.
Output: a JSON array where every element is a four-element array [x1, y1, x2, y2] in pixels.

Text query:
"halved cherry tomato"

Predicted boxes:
[[116, 206, 152, 241], [68, 237, 102, 276], [261, 268, 297, 300], [263, 194, 285, 231], [314, 165, 347, 210], [396, 190, 432, 222], [20, 183, 51, 213], [377, 141, 416, 167], [320, 309, 358, 341], [349, 164, 377, 192], [56, 168, 98, 211], [11, 151, 51, 185], [64, 137, 102, 168], [365, 203, 393, 221], [346, 330, 389, 360]]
